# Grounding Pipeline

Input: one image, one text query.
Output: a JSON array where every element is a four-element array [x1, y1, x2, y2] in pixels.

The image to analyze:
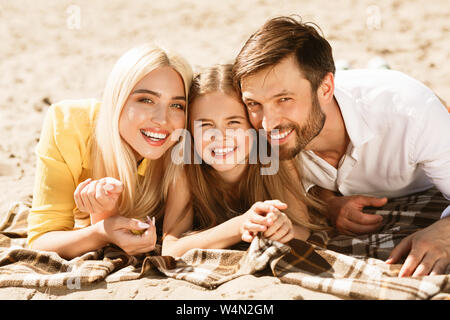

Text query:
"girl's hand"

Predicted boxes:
[[74, 177, 124, 219], [263, 207, 294, 243], [240, 200, 288, 243], [96, 215, 157, 255]]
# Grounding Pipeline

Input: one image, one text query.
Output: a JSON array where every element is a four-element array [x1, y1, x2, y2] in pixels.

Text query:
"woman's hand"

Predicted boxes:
[[74, 177, 124, 222], [240, 200, 293, 243], [96, 215, 157, 256]]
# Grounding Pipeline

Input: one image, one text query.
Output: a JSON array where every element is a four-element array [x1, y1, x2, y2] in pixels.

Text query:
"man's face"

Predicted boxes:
[[240, 55, 326, 159]]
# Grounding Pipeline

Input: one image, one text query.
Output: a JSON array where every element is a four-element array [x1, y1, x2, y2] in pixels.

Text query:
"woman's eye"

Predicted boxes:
[[139, 98, 154, 104], [171, 103, 185, 110]]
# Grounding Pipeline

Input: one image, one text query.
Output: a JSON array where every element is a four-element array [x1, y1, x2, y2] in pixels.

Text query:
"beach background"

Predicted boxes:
[[0, 0, 448, 299]]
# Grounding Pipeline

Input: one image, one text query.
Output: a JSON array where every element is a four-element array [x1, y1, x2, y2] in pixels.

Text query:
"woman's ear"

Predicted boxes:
[[317, 72, 335, 104]]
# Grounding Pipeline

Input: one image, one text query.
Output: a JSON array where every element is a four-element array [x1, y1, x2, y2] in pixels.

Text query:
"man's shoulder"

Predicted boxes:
[[335, 69, 438, 117]]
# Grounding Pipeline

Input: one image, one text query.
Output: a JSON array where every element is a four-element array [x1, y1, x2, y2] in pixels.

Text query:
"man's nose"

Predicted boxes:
[[261, 105, 281, 132]]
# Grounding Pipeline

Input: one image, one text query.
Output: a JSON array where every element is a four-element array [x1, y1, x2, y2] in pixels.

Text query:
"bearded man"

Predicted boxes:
[[232, 16, 450, 277]]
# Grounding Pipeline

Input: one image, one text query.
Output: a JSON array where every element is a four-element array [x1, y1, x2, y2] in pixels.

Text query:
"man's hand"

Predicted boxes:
[[386, 217, 450, 277], [327, 195, 387, 235]]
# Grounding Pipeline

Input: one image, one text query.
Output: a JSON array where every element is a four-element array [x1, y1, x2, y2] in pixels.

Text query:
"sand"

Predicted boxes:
[[0, 0, 448, 300]]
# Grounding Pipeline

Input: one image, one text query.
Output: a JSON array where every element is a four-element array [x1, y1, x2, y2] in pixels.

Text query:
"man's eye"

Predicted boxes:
[[228, 120, 241, 125], [279, 97, 291, 102], [246, 101, 260, 108], [200, 123, 212, 127]]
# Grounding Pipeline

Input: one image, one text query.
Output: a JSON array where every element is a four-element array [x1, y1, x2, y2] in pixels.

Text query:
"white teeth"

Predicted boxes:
[[141, 130, 168, 140], [270, 129, 292, 140], [213, 147, 235, 155]]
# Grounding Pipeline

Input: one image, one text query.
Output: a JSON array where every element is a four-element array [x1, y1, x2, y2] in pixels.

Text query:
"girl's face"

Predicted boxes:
[[119, 66, 186, 161], [190, 91, 254, 175]]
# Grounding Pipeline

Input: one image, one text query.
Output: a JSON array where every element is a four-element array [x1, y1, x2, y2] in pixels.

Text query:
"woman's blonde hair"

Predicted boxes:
[[91, 44, 193, 222], [186, 64, 327, 232]]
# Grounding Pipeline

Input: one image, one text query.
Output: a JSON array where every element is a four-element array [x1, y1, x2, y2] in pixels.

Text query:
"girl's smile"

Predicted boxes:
[[190, 91, 253, 176]]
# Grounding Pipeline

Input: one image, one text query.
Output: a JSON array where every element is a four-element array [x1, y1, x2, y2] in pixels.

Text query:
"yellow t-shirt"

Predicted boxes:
[[27, 99, 148, 247]]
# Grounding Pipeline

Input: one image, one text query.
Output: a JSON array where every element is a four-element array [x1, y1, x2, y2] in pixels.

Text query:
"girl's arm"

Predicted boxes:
[[162, 174, 286, 257], [162, 171, 245, 257]]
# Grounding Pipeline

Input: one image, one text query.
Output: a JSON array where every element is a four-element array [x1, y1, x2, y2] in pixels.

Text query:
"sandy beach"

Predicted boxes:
[[0, 0, 448, 300]]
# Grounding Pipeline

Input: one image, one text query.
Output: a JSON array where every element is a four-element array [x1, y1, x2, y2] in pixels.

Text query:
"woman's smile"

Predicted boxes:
[[140, 128, 170, 147]]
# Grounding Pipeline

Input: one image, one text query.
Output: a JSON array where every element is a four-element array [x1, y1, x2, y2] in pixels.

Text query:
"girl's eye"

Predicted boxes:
[[171, 103, 185, 110], [200, 123, 212, 127]]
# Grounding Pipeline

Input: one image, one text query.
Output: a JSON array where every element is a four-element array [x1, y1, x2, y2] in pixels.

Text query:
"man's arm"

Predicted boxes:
[[387, 93, 450, 276], [309, 186, 385, 235]]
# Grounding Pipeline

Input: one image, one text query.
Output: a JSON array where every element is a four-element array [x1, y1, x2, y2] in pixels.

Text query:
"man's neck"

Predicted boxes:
[[305, 96, 350, 168]]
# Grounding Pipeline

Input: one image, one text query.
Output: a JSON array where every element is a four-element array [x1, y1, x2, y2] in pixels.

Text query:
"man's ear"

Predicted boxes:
[[317, 72, 335, 104]]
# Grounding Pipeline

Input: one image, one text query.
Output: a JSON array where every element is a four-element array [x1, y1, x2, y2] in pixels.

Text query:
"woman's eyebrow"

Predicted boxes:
[[132, 89, 186, 101], [132, 89, 161, 96]]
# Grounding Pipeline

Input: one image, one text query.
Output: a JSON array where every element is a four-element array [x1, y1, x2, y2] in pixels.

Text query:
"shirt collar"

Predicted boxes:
[[334, 86, 375, 149]]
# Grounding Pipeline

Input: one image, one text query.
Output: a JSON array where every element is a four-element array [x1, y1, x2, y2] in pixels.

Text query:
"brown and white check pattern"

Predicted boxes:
[[0, 188, 449, 299]]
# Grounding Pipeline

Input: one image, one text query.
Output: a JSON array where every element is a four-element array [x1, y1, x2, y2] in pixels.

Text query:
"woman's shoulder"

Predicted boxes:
[[48, 99, 101, 129], [39, 99, 102, 168]]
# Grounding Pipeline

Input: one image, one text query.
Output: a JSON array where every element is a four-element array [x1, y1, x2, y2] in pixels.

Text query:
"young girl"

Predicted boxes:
[[27, 44, 193, 259], [162, 64, 326, 257]]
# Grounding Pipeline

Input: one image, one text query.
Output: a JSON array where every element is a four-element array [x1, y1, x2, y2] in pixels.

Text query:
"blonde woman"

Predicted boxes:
[[28, 44, 193, 259], [162, 64, 326, 257]]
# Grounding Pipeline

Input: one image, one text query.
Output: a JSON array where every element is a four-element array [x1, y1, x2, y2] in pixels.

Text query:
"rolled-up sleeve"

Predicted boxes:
[[412, 94, 450, 217]]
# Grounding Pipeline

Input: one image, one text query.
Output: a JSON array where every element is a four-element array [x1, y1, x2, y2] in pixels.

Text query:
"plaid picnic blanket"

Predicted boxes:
[[1, 188, 449, 299]]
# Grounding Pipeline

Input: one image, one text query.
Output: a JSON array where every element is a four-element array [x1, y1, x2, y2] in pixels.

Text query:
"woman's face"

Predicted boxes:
[[119, 66, 186, 161], [190, 91, 254, 174]]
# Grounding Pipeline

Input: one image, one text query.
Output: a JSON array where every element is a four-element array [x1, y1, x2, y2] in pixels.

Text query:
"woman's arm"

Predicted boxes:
[[31, 224, 108, 260], [32, 215, 157, 260]]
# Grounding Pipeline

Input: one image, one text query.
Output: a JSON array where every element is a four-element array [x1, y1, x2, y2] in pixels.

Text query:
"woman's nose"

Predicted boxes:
[[150, 104, 168, 125]]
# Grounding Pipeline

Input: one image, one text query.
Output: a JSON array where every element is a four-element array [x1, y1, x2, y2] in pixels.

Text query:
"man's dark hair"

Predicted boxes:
[[233, 15, 335, 92]]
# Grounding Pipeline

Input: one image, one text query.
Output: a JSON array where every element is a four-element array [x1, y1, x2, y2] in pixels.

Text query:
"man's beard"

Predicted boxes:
[[275, 94, 326, 160]]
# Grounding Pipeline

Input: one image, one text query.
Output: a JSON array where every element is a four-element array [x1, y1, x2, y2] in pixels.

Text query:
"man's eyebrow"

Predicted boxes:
[[242, 90, 294, 101], [132, 89, 186, 101], [271, 90, 294, 98]]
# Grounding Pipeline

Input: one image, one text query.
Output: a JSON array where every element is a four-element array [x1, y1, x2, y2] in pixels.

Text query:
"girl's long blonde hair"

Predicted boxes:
[[186, 64, 327, 232], [91, 44, 193, 222]]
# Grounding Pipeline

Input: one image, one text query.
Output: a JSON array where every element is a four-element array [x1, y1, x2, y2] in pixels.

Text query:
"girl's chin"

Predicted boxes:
[[210, 163, 240, 172]]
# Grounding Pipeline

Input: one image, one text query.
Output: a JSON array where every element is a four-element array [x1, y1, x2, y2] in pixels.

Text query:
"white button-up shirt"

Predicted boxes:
[[301, 69, 450, 218]]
